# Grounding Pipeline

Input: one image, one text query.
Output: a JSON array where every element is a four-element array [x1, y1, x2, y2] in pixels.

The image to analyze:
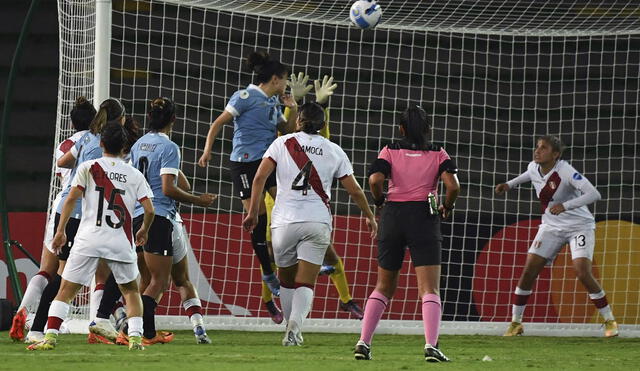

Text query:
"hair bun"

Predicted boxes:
[[75, 96, 88, 106], [246, 51, 270, 73]]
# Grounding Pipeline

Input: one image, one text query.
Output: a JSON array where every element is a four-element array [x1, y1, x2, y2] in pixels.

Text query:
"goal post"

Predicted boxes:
[[55, 0, 640, 337]]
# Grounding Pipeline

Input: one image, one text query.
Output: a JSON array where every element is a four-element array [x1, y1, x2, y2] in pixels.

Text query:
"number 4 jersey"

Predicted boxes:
[[264, 132, 353, 230], [71, 156, 154, 263]]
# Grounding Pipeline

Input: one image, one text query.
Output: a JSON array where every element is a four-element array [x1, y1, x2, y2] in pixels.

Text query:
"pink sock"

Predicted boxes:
[[359, 290, 388, 344], [422, 293, 441, 346]]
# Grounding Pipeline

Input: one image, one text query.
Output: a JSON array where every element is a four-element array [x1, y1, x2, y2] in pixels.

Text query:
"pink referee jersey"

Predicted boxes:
[[377, 142, 455, 202]]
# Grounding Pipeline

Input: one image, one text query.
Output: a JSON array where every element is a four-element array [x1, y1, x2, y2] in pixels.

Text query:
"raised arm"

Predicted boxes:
[[496, 170, 531, 195], [198, 110, 233, 167], [341, 175, 377, 239]]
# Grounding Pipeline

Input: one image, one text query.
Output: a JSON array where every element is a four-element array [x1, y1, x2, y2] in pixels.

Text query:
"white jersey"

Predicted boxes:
[[264, 132, 353, 229], [70, 156, 154, 262], [55, 130, 88, 189], [507, 160, 601, 231]]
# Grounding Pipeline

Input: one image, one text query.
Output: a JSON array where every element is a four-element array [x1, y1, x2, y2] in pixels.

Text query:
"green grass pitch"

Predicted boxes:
[[1, 330, 638, 370]]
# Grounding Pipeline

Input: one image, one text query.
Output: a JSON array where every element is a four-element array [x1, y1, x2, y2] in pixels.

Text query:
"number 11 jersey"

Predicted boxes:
[[71, 157, 153, 263]]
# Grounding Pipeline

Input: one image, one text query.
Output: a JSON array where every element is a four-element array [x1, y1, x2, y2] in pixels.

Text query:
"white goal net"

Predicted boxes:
[[54, 0, 640, 336]]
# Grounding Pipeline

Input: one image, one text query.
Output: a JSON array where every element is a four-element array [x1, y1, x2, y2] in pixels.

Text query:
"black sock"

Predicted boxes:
[[141, 295, 157, 339], [251, 213, 272, 275], [31, 274, 62, 332], [97, 273, 122, 320]]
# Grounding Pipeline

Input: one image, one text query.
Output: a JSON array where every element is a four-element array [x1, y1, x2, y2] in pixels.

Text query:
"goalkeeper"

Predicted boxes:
[[260, 74, 364, 323]]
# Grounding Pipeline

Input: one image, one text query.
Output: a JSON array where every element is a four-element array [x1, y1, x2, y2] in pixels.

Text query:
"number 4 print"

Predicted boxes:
[[291, 160, 312, 195]]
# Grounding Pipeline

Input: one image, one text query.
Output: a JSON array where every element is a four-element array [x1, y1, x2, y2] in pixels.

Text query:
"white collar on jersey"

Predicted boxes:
[[151, 132, 170, 139], [247, 83, 269, 98]]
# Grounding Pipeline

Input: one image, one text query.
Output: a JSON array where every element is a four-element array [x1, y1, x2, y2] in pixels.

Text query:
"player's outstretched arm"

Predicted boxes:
[[315, 75, 337, 139], [198, 111, 233, 167], [242, 158, 275, 232], [162, 174, 217, 207], [439, 172, 460, 219], [135, 198, 155, 246], [57, 150, 77, 169], [278, 94, 298, 134], [51, 186, 82, 253], [340, 175, 378, 239], [496, 171, 531, 195]]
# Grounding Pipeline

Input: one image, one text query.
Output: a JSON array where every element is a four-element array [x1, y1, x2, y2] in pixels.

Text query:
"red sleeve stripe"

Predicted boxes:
[[266, 157, 277, 165], [76, 185, 85, 191], [138, 196, 149, 203]]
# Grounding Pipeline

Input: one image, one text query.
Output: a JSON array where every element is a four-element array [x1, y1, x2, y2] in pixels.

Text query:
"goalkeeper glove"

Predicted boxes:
[[314, 75, 338, 105], [287, 72, 312, 102]]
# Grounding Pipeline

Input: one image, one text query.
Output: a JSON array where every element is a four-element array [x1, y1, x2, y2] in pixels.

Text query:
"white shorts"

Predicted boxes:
[[170, 218, 189, 264], [271, 222, 331, 268], [62, 253, 139, 287], [43, 193, 63, 253], [528, 224, 595, 265]]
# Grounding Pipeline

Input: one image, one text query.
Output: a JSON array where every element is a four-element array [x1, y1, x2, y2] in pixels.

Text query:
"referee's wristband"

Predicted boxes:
[[374, 194, 386, 207]]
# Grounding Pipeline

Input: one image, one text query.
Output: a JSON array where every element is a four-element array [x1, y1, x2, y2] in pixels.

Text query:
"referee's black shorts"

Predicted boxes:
[[134, 214, 174, 256], [377, 201, 442, 270], [229, 160, 277, 200]]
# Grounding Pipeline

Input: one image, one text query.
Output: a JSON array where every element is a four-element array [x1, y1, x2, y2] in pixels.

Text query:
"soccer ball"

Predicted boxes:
[[349, 0, 382, 30]]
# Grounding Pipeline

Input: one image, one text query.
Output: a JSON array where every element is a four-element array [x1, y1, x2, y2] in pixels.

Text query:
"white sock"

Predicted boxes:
[[512, 287, 532, 323], [89, 287, 104, 321], [289, 286, 314, 329], [182, 298, 205, 329], [128, 317, 143, 337], [280, 287, 295, 321], [20, 274, 49, 312], [589, 291, 615, 321], [46, 300, 70, 335]]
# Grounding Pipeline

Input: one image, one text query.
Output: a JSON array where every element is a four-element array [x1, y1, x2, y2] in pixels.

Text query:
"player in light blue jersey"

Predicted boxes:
[[128, 97, 216, 345], [198, 51, 298, 298], [23, 98, 127, 344]]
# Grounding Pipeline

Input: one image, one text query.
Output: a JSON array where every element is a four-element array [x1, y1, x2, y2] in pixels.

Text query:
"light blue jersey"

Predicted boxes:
[[56, 132, 102, 218], [131, 132, 180, 219], [225, 84, 286, 162]]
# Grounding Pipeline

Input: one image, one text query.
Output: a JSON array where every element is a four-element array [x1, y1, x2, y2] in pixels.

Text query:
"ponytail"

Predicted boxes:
[[399, 105, 430, 149], [148, 97, 176, 131], [245, 50, 289, 84], [90, 98, 126, 134]]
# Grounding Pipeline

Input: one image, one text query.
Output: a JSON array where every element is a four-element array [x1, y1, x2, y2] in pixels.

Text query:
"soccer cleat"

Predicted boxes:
[[503, 321, 524, 336], [10, 307, 27, 341], [115, 331, 130, 346], [194, 325, 212, 344], [87, 332, 114, 344], [340, 300, 364, 320], [114, 306, 128, 332], [282, 321, 303, 346], [24, 331, 44, 344], [89, 320, 119, 342], [27, 332, 57, 351], [424, 344, 450, 362], [262, 273, 281, 297], [265, 300, 284, 324], [142, 331, 175, 345], [318, 265, 335, 276], [128, 335, 145, 350], [354, 340, 372, 360], [604, 320, 619, 338]]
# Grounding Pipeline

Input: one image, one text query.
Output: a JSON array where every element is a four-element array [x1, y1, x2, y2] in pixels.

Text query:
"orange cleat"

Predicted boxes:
[[9, 308, 27, 342], [115, 331, 129, 346], [87, 332, 114, 344], [142, 331, 174, 345]]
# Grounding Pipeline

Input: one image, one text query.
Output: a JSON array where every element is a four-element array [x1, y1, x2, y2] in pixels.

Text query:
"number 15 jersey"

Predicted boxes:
[[71, 157, 154, 263], [264, 132, 353, 230]]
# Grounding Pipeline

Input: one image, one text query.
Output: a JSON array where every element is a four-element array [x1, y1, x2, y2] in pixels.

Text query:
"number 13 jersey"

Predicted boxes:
[[264, 132, 353, 230], [71, 157, 154, 262]]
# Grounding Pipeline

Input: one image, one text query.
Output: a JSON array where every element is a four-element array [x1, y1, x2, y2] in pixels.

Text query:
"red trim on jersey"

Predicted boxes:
[[337, 174, 350, 180], [58, 139, 75, 154], [89, 162, 133, 246], [284, 137, 330, 210], [55, 172, 62, 177], [266, 156, 277, 165], [76, 185, 85, 191], [138, 196, 149, 203], [539, 171, 561, 213]]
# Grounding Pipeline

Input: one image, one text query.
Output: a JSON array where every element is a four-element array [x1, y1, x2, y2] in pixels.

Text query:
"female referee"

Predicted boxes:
[[355, 106, 460, 362]]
